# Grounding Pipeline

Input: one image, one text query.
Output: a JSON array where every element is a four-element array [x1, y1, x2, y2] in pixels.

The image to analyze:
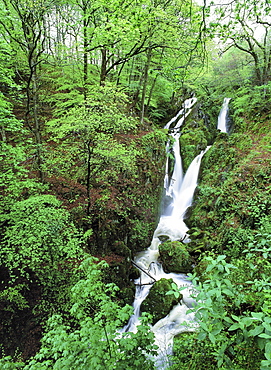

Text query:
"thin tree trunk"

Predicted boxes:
[[0, 126, 6, 141], [116, 60, 126, 85], [86, 139, 92, 215], [140, 49, 152, 123], [32, 66, 43, 182], [145, 74, 158, 116], [100, 47, 107, 85], [83, 9, 88, 99]]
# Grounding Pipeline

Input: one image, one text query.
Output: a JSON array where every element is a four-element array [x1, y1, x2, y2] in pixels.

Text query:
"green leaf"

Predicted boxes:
[[228, 323, 240, 331], [265, 342, 271, 359], [199, 322, 208, 331], [260, 360, 271, 369], [262, 322, 271, 331], [251, 312, 264, 321], [174, 292, 179, 299], [217, 255, 226, 262], [224, 316, 233, 324], [259, 333, 271, 339], [208, 332, 216, 344], [222, 288, 234, 296], [248, 326, 264, 337], [197, 331, 207, 340]]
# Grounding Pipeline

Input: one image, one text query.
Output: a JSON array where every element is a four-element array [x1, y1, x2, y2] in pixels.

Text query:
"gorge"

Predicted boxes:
[[123, 97, 231, 368]]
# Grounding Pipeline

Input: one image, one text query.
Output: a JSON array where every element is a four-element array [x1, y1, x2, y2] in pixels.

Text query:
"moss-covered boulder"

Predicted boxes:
[[180, 121, 209, 172], [140, 278, 180, 324], [158, 241, 192, 273]]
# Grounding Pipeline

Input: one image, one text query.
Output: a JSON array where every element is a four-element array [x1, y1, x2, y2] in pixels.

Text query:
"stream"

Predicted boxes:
[[122, 97, 231, 368]]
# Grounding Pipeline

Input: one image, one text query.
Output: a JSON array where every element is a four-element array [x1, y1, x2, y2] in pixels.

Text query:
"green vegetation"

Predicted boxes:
[[159, 241, 192, 273], [168, 253, 271, 370], [141, 278, 179, 324], [0, 0, 271, 368]]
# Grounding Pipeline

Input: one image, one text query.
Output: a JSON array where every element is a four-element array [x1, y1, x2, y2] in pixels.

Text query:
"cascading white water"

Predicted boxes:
[[122, 97, 210, 368], [123, 97, 231, 368], [217, 98, 231, 133]]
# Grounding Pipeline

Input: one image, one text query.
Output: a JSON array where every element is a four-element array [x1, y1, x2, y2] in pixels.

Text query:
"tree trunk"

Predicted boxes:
[[100, 47, 107, 85], [32, 65, 43, 182], [24, 28, 44, 182], [25, 50, 44, 182], [83, 6, 88, 99], [86, 139, 92, 216], [145, 74, 158, 116], [140, 49, 152, 123]]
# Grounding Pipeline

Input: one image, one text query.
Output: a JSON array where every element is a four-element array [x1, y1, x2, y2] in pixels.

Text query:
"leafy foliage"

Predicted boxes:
[[45, 83, 139, 181], [6, 257, 158, 370], [0, 194, 83, 287], [0, 0, 271, 366], [232, 83, 271, 132], [173, 253, 271, 370]]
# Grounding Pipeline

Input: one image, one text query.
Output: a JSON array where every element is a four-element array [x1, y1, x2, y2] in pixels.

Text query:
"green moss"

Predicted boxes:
[[187, 112, 271, 261], [159, 241, 192, 273], [180, 119, 209, 172], [140, 278, 180, 324]]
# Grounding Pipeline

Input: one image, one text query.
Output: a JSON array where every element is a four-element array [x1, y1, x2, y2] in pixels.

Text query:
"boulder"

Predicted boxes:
[[159, 240, 192, 273], [141, 278, 180, 324]]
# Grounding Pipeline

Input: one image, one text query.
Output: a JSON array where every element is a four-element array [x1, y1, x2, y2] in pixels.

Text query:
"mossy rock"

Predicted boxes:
[[141, 278, 180, 324], [180, 123, 209, 172], [111, 241, 132, 258], [158, 241, 192, 273]]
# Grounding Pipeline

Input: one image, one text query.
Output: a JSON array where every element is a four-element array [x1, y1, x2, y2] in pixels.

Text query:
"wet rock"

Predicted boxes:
[[180, 119, 209, 172], [159, 241, 192, 273], [141, 278, 180, 324], [158, 235, 170, 242]]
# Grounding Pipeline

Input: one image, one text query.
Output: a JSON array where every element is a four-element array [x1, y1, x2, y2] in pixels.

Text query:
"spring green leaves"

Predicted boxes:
[[0, 194, 83, 284], [186, 253, 271, 369]]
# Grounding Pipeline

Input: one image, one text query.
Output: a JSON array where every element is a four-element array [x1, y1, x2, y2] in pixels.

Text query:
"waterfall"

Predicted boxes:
[[121, 98, 207, 368], [123, 97, 229, 368], [217, 97, 231, 133], [163, 97, 197, 212]]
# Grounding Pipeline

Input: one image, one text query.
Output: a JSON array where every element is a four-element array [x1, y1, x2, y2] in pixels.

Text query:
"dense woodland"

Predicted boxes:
[[0, 0, 271, 368]]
